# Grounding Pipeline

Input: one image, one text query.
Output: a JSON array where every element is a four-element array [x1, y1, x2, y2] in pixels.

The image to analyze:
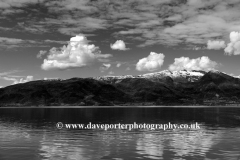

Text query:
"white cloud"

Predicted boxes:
[[169, 56, 218, 71], [0, 37, 23, 44], [0, 70, 20, 76], [0, 70, 33, 86], [126, 67, 130, 71], [2, 0, 240, 49], [116, 63, 121, 67], [0, 37, 51, 49], [41, 34, 112, 70], [136, 52, 165, 72], [110, 40, 129, 50], [37, 50, 47, 59], [207, 40, 226, 50], [15, 76, 33, 84], [108, 71, 114, 75], [3, 0, 240, 49], [57, 17, 108, 35], [44, 40, 66, 44], [0, 0, 40, 9], [165, 14, 182, 21], [43, 77, 59, 80], [99, 63, 111, 72], [112, 1, 240, 47], [224, 31, 240, 55], [2, 75, 34, 85]]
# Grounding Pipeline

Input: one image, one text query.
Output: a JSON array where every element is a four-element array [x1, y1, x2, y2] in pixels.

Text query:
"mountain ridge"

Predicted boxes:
[[0, 70, 240, 106], [92, 70, 207, 84]]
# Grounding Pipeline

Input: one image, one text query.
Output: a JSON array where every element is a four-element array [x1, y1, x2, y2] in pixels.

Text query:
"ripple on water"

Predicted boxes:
[[1, 107, 240, 160]]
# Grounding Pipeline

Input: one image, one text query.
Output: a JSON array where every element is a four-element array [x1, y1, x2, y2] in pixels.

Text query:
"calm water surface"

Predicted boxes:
[[0, 107, 240, 160]]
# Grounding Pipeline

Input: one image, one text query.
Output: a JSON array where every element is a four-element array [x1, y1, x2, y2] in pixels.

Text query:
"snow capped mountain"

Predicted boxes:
[[94, 75, 135, 81], [93, 70, 207, 83], [1, 69, 239, 106], [139, 70, 205, 82]]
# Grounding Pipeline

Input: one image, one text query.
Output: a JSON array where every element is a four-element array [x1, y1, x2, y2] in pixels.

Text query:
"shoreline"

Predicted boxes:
[[1, 105, 240, 108]]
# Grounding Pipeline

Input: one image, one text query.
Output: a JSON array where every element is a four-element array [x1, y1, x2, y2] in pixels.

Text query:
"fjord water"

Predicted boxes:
[[0, 107, 240, 160]]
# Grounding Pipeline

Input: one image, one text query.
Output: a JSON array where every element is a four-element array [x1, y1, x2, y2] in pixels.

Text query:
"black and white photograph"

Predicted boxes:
[[0, 0, 240, 159]]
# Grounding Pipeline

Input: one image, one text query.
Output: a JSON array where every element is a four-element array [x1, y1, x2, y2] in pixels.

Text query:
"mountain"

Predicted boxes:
[[200, 70, 239, 85], [197, 70, 240, 99], [0, 78, 132, 106], [0, 70, 240, 106], [140, 70, 206, 83], [93, 70, 205, 84]]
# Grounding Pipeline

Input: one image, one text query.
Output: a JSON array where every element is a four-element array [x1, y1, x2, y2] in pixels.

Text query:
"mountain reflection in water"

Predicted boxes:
[[0, 107, 240, 160]]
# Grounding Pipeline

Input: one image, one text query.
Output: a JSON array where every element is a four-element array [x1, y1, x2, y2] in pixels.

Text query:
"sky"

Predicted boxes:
[[0, 0, 240, 87]]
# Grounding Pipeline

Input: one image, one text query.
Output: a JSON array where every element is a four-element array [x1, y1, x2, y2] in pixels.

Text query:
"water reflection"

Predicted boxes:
[[38, 130, 137, 160], [39, 136, 88, 160], [0, 107, 240, 160], [136, 132, 164, 159], [169, 129, 221, 159]]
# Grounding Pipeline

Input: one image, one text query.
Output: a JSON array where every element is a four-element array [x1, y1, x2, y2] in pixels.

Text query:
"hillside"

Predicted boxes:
[[0, 70, 240, 106], [0, 78, 132, 106]]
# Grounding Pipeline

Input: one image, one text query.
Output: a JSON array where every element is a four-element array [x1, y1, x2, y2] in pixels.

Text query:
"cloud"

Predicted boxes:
[[0, 37, 51, 49], [115, 61, 129, 68], [224, 31, 240, 55], [110, 40, 129, 50], [136, 52, 165, 72], [43, 77, 60, 80], [0, 70, 34, 86], [0, 37, 26, 48], [58, 17, 108, 35], [192, 46, 203, 50], [2, 0, 240, 49], [2, 75, 34, 85], [207, 40, 226, 50], [15, 76, 34, 84], [113, 0, 240, 47], [165, 14, 182, 21], [108, 71, 114, 75], [169, 56, 218, 71], [99, 63, 111, 72], [116, 63, 121, 67], [0, 70, 20, 76], [44, 40, 66, 44], [0, 0, 40, 9], [0, 37, 23, 44], [37, 50, 47, 59], [41, 34, 112, 70]]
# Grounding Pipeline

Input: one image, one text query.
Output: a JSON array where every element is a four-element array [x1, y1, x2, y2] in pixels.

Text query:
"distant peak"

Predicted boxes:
[[208, 70, 220, 73]]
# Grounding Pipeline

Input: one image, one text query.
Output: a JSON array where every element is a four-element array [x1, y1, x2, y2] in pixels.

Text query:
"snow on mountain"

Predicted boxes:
[[93, 70, 240, 83], [94, 75, 135, 81], [93, 70, 206, 83], [140, 70, 206, 82], [234, 75, 240, 79], [142, 70, 204, 78], [93, 75, 136, 83]]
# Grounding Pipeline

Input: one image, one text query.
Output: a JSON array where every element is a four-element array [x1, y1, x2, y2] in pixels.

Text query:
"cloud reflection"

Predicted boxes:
[[169, 128, 221, 158], [136, 133, 164, 159]]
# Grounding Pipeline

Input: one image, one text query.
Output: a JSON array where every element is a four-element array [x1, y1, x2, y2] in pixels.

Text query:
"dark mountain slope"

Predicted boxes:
[[0, 78, 132, 106], [198, 71, 240, 97], [0, 70, 240, 106], [114, 78, 181, 102], [200, 71, 240, 85]]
